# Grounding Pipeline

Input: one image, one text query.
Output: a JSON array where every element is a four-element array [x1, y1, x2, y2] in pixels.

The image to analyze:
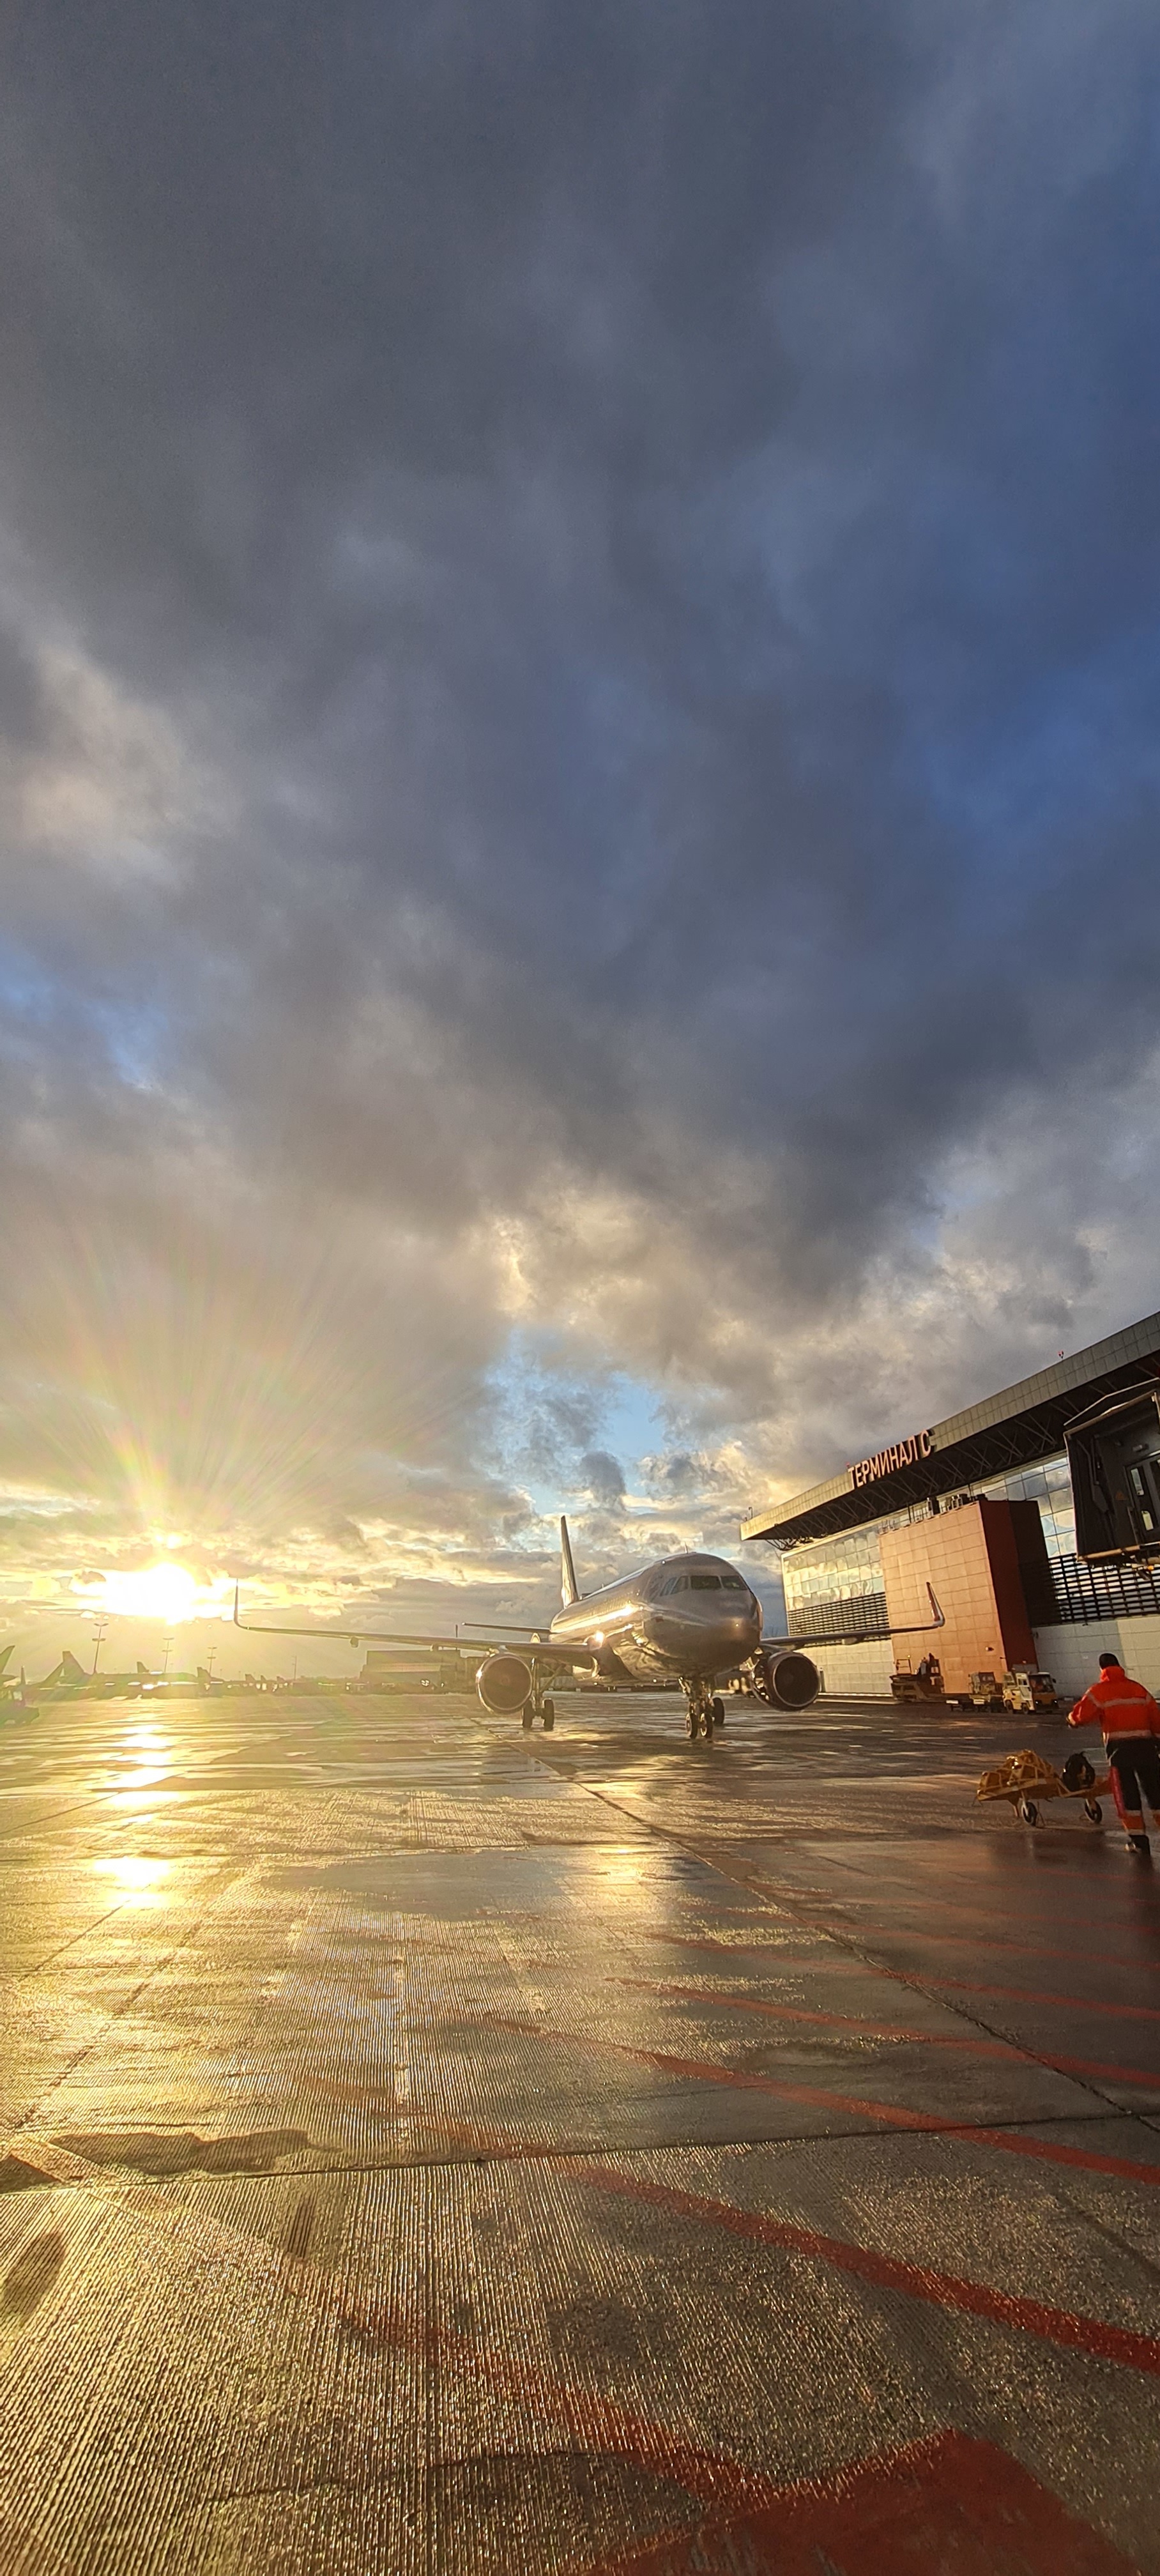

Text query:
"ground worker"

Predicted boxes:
[[1068, 1652, 1160, 1853]]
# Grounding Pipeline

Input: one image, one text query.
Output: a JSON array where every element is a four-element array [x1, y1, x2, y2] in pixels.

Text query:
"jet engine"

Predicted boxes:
[[752, 1646, 820, 1710], [476, 1652, 534, 1715]]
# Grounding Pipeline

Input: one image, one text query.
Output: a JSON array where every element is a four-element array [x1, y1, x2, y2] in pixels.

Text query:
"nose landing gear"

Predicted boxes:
[[682, 1683, 725, 1742]]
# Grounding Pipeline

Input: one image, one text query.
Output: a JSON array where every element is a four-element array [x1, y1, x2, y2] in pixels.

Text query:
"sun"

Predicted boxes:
[[96, 1563, 202, 1624]]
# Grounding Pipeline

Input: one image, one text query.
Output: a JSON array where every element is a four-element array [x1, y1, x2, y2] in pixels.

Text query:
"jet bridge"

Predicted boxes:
[[1065, 1384, 1160, 1565]]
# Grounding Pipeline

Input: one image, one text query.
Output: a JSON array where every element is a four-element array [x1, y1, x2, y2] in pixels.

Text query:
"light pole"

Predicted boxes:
[[162, 1633, 173, 1679], [91, 1615, 109, 1676]]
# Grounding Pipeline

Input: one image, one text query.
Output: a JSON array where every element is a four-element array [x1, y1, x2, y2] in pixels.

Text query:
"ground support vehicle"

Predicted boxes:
[[890, 1655, 946, 1705], [1001, 1665, 1060, 1713], [966, 1670, 1004, 1709], [975, 1746, 1107, 1829]]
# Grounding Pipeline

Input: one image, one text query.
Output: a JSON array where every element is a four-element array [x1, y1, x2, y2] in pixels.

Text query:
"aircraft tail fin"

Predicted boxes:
[[0, 1644, 13, 1678], [60, 1650, 88, 1683], [560, 1515, 580, 1606], [136, 1660, 153, 1678]]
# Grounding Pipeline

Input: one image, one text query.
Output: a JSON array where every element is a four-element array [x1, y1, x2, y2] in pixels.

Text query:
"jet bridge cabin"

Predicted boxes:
[[1065, 1385, 1160, 1564]]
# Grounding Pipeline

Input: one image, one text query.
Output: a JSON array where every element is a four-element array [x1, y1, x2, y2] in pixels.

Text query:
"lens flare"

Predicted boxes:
[[91, 1563, 201, 1623]]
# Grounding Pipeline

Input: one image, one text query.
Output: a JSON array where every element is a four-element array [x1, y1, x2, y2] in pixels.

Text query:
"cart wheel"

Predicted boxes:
[[1083, 1799, 1103, 1823], [1019, 1798, 1041, 1826]]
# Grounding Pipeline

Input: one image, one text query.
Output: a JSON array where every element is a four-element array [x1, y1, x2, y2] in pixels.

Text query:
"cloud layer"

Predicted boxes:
[[2, 0, 1159, 1659]]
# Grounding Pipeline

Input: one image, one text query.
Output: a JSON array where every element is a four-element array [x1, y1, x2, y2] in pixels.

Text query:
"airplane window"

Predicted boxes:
[[690, 1574, 722, 1590], [721, 1575, 745, 1589]]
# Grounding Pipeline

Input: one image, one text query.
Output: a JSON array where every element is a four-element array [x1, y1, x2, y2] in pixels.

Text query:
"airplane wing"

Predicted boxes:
[[232, 1590, 597, 1666], [774, 1583, 944, 1649]]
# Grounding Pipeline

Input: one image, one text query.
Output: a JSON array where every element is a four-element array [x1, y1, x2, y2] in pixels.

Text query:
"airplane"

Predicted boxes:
[[234, 1517, 942, 1743], [0, 1651, 168, 1702], [0, 1648, 93, 1699]]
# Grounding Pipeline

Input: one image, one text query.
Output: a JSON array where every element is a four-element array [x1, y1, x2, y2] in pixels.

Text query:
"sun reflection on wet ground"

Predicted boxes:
[[90, 1855, 171, 1903], [0, 1685, 1158, 2573]]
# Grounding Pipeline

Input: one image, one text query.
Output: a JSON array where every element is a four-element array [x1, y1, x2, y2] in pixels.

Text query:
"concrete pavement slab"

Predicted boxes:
[[2, 1685, 1159, 2572]]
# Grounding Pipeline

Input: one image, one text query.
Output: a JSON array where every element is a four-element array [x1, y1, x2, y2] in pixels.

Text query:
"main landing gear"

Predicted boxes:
[[683, 1683, 726, 1742], [521, 1684, 555, 1733]]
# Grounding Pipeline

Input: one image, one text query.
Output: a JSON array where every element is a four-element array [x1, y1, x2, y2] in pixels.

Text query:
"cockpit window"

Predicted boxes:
[[721, 1575, 746, 1589], [689, 1574, 722, 1590]]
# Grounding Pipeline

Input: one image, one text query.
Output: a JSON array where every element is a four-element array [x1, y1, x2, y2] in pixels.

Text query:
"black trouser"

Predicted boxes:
[[1106, 1736, 1160, 1830]]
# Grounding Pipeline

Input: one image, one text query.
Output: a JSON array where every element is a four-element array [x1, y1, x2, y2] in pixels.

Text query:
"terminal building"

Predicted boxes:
[[742, 1312, 1160, 1699]]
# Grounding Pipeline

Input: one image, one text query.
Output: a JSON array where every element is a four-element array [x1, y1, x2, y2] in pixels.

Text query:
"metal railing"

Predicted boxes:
[[1041, 1552, 1160, 1626], [787, 1593, 890, 1641]]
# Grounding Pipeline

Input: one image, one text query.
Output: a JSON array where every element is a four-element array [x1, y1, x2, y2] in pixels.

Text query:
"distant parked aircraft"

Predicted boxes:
[[235, 1517, 942, 1744], [0, 1651, 168, 1701]]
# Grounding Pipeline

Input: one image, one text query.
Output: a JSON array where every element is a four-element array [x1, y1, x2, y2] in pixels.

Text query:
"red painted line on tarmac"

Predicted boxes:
[[576, 2165, 1160, 2381], [797, 1913, 1160, 1978], [614, 1975, 1018, 2055], [285, 2264, 783, 2515], [637, 1904, 1160, 1998], [583, 2426, 1145, 2575], [1035, 2048, 1160, 2092], [930, 1975, 1160, 2023], [614, 1976, 1160, 2095], [486, 2014, 1160, 2188], [724, 1877, 1160, 1979]]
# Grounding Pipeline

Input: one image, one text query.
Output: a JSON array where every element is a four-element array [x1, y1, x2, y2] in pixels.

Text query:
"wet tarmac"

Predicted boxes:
[[1, 1683, 1159, 2573]]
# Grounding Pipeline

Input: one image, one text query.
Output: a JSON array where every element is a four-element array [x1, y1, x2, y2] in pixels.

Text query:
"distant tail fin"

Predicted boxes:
[[59, 1650, 88, 1684], [560, 1515, 580, 1606], [136, 1660, 153, 1678], [0, 1645, 12, 1677]]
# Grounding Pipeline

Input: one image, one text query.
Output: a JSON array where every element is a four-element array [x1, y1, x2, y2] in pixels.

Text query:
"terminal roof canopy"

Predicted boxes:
[[742, 1313, 1160, 1550]]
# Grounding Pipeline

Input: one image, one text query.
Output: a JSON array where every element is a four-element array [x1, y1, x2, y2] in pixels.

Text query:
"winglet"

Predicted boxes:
[[560, 1515, 579, 1606]]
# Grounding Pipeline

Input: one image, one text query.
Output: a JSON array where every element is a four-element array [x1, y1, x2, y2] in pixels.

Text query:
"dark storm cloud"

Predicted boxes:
[[579, 1450, 627, 1512], [1, 0, 1160, 1628]]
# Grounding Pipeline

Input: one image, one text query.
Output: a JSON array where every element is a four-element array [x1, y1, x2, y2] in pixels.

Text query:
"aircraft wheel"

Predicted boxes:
[[712, 1696, 725, 1729], [1084, 1799, 1103, 1823], [1018, 1797, 1041, 1826], [521, 1708, 535, 1731], [685, 1706, 698, 1738], [542, 1700, 555, 1731]]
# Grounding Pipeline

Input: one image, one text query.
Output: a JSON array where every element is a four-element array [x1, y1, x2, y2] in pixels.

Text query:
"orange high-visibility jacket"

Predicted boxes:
[[1069, 1669, 1160, 1740]]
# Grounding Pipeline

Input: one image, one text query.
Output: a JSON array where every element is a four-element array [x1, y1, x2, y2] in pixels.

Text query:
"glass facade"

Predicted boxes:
[[781, 1452, 1077, 1630], [981, 1454, 1075, 1558]]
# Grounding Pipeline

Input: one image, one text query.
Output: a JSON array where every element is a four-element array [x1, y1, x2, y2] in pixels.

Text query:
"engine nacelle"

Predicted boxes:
[[476, 1652, 534, 1715], [753, 1647, 820, 1711]]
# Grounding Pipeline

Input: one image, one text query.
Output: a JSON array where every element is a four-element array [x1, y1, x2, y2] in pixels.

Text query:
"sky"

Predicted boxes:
[[2, 0, 1160, 1673]]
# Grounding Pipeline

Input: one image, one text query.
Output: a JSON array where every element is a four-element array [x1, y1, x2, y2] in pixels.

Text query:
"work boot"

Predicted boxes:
[[1125, 1834, 1150, 1855]]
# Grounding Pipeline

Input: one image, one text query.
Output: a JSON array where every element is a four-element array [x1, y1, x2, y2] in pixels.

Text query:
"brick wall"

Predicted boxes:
[[880, 1501, 1037, 1695]]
